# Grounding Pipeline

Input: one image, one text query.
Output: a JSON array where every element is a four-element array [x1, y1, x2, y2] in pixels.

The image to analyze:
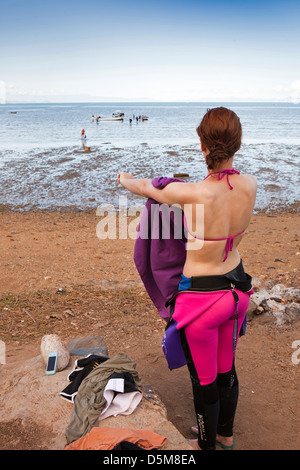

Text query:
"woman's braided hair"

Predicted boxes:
[[196, 107, 242, 170]]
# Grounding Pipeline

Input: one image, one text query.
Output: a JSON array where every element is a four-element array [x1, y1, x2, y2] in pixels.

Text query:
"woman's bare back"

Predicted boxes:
[[182, 172, 257, 276]]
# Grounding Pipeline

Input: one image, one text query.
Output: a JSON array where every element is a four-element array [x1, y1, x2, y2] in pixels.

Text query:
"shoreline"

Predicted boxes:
[[1, 199, 299, 215]]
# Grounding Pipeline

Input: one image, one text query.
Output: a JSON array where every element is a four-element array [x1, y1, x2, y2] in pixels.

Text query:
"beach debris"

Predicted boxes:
[[49, 313, 64, 321], [56, 288, 67, 295], [173, 173, 189, 178], [41, 334, 70, 371], [63, 309, 75, 317], [22, 308, 39, 327], [247, 278, 300, 325]]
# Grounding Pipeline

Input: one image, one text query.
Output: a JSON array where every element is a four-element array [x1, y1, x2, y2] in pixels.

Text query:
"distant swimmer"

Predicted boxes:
[[91, 115, 95, 121]]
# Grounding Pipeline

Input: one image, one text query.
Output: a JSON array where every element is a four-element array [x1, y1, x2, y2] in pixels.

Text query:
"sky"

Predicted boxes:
[[1, 0, 300, 103]]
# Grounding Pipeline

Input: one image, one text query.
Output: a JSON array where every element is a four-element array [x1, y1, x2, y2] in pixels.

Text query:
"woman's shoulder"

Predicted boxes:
[[241, 172, 257, 183], [240, 173, 258, 190]]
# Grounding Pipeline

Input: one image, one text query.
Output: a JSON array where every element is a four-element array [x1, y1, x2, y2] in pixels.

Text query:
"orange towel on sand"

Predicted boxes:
[[65, 427, 167, 450]]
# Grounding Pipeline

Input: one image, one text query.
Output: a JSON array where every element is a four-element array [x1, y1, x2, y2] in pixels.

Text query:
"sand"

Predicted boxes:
[[0, 207, 299, 450]]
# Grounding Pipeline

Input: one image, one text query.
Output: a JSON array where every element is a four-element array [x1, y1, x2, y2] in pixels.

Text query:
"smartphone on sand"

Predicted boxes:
[[46, 352, 58, 375]]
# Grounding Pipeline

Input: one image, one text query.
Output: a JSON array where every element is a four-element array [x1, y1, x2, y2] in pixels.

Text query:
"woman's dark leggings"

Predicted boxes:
[[181, 329, 239, 450]]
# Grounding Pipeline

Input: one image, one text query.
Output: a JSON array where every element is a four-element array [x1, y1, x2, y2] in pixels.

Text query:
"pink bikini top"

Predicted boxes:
[[183, 169, 245, 262]]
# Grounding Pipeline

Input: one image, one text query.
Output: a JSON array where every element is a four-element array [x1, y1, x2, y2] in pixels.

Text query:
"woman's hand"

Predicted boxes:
[[117, 172, 134, 186]]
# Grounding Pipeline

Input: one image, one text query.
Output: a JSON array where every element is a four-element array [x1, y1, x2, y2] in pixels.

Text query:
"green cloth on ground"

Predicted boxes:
[[65, 352, 142, 444]]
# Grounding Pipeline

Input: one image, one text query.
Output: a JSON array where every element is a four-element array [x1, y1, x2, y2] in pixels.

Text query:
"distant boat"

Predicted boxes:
[[112, 111, 124, 118], [99, 116, 124, 121], [10, 111, 17, 114]]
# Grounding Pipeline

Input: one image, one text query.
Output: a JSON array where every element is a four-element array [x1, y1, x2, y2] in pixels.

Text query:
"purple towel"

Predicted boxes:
[[133, 177, 186, 321]]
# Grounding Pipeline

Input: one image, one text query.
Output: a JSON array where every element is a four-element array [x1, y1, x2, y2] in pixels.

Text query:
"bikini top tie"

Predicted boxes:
[[184, 168, 245, 261], [203, 168, 240, 190]]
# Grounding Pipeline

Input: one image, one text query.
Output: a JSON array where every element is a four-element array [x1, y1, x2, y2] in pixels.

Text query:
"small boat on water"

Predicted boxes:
[[99, 116, 124, 121], [112, 110, 124, 118]]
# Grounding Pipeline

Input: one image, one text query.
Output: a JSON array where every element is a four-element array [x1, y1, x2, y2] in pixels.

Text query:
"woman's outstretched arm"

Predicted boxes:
[[117, 172, 194, 207]]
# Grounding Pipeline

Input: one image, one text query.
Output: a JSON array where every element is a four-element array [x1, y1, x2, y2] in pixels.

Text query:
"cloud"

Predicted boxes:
[[3, 78, 300, 104], [273, 80, 300, 103]]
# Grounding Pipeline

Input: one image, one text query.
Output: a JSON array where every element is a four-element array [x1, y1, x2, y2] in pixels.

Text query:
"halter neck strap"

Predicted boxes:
[[203, 168, 240, 190]]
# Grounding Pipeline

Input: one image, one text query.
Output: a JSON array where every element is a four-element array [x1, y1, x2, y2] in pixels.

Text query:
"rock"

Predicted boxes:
[[269, 284, 300, 302], [269, 284, 287, 299], [0, 354, 191, 450], [248, 280, 300, 326], [246, 299, 258, 320], [66, 335, 108, 357], [264, 299, 286, 325], [285, 302, 300, 322], [41, 334, 70, 371], [251, 277, 265, 292], [251, 288, 270, 308], [284, 287, 300, 303]]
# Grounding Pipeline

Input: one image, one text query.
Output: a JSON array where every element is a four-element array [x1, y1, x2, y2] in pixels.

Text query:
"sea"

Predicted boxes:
[[0, 102, 299, 212]]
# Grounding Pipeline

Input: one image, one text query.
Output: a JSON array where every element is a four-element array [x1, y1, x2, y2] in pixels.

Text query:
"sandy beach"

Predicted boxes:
[[1, 206, 299, 450]]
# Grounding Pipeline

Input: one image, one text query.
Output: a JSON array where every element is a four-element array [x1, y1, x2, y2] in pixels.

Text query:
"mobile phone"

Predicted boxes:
[[46, 352, 58, 375]]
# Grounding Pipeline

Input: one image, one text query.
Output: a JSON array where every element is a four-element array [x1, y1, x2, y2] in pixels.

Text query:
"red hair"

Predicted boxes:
[[196, 107, 242, 170]]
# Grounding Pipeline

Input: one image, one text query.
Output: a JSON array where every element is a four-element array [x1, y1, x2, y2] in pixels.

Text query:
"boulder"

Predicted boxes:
[[41, 334, 70, 372], [0, 351, 191, 450], [66, 335, 108, 357]]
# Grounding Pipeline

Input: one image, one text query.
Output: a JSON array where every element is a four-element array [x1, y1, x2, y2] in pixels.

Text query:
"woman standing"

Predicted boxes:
[[118, 107, 257, 450]]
